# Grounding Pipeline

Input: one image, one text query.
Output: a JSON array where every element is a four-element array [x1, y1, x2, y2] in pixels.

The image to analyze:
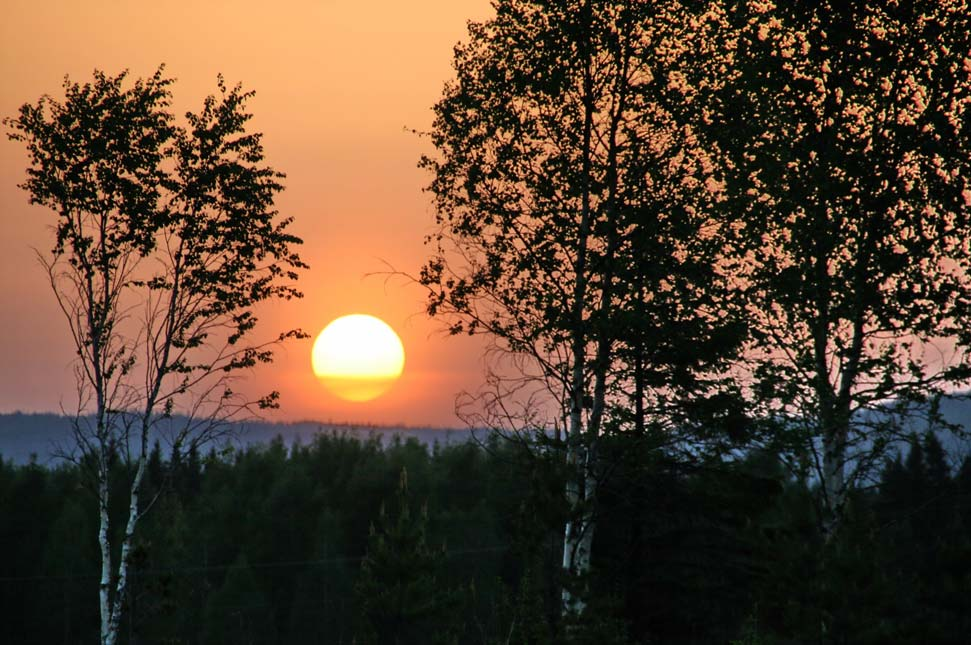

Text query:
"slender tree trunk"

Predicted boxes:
[[561, 421, 590, 616], [561, 4, 630, 615], [95, 364, 114, 645], [821, 431, 845, 537], [102, 282, 170, 643], [105, 450, 149, 644], [820, 404, 851, 539], [98, 468, 113, 644], [577, 465, 597, 568], [561, 0, 595, 613]]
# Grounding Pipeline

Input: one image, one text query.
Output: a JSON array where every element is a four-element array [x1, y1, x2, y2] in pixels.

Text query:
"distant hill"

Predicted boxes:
[[903, 395, 971, 460], [4, 396, 970, 468], [0, 412, 480, 466]]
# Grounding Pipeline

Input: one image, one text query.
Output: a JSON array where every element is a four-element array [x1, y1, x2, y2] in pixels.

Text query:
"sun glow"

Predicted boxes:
[[311, 314, 405, 402]]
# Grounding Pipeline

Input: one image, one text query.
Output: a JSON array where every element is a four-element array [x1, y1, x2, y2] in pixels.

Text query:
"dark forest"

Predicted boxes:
[[2, 429, 969, 644]]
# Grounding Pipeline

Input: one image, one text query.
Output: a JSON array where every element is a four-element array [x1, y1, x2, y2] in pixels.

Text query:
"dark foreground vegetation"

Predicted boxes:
[[2, 429, 969, 644]]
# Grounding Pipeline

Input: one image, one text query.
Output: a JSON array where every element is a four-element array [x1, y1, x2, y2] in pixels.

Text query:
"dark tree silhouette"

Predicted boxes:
[[5, 66, 306, 645], [355, 468, 460, 645], [419, 0, 746, 617], [683, 0, 971, 536]]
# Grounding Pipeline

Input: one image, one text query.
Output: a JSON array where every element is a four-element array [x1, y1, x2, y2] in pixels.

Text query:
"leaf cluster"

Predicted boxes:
[[5, 66, 308, 414]]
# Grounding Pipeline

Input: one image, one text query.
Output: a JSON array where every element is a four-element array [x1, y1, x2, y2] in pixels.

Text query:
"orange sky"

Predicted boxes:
[[0, 0, 495, 427]]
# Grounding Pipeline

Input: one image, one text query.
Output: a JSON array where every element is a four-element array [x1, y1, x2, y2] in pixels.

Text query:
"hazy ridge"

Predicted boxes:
[[4, 397, 971, 467], [0, 412, 478, 465]]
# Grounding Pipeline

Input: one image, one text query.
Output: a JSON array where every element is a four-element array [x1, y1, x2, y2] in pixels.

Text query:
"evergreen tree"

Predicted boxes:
[[355, 468, 461, 645], [203, 553, 276, 645]]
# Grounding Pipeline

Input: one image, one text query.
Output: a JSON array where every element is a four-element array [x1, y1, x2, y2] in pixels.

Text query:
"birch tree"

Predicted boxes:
[[420, 0, 742, 618], [5, 67, 306, 645], [687, 0, 971, 536]]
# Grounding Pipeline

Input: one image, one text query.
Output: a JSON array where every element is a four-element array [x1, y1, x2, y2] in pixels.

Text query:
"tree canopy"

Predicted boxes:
[[683, 0, 971, 533]]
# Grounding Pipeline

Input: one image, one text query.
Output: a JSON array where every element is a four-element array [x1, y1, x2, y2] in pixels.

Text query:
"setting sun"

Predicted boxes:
[[311, 314, 405, 402]]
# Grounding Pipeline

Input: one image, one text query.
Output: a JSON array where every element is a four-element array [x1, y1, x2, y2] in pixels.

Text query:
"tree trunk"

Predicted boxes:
[[561, 0, 595, 617], [98, 471, 113, 645], [821, 437, 844, 537], [104, 451, 148, 644], [561, 429, 592, 616], [820, 417, 848, 539]]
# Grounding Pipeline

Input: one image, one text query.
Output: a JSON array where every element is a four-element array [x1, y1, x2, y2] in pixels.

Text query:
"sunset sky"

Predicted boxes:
[[0, 0, 495, 427]]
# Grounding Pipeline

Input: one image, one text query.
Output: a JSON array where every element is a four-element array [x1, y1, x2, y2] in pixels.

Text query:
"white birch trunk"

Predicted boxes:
[[821, 430, 846, 539], [98, 473, 113, 644], [561, 441, 598, 614], [561, 364, 607, 618], [561, 0, 600, 615], [561, 430, 604, 612], [561, 403, 590, 616], [100, 410, 156, 645]]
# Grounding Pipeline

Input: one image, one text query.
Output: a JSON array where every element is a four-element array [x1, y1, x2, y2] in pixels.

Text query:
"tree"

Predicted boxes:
[[203, 553, 276, 645], [5, 67, 306, 645], [355, 468, 460, 645], [686, 0, 971, 535], [420, 0, 745, 618]]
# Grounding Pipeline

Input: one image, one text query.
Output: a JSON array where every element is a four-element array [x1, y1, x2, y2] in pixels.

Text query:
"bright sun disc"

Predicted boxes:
[[311, 314, 405, 402]]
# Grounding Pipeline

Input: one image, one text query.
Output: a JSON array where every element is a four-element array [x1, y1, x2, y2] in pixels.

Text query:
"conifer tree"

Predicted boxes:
[[355, 468, 460, 645]]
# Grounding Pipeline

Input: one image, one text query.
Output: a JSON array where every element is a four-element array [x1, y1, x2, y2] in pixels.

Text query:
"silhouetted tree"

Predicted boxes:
[[5, 67, 306, 645], [420, 0, 745, 617], [355, 468, 461, 645], [203, 554, 276, 645], [687, 0, 971, 536]]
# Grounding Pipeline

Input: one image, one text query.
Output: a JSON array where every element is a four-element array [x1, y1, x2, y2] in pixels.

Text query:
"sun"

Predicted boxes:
[[311, 314, 405, 402]]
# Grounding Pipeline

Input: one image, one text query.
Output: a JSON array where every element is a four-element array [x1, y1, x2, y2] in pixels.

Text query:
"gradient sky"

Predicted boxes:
[[0, 0, 495, 427]]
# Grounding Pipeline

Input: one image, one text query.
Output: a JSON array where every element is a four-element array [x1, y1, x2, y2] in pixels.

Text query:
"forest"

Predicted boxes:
[[1, 428, 969, 644]]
